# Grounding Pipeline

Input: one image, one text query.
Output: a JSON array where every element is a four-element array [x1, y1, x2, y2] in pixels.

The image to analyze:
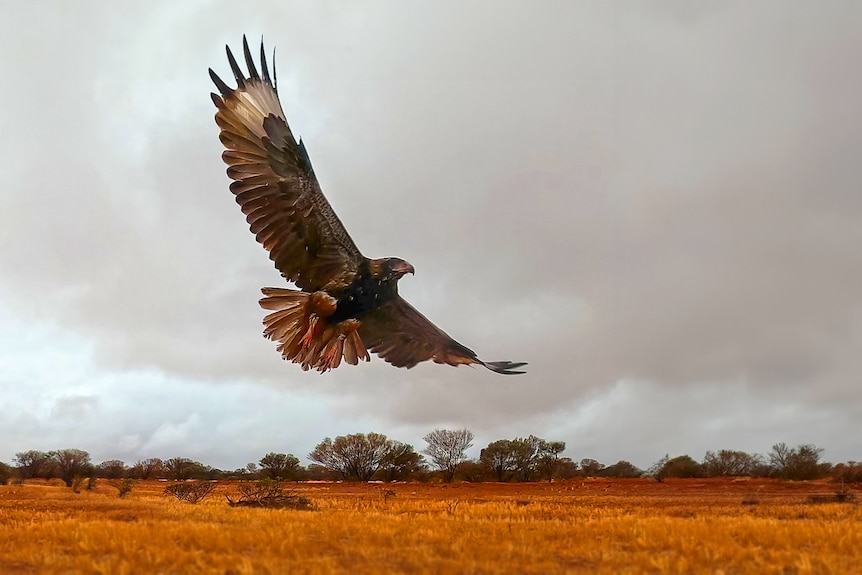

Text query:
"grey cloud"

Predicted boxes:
[[1, 1, 860, 464], [140, 413, 202, 455], [51, 395, 99, 421]]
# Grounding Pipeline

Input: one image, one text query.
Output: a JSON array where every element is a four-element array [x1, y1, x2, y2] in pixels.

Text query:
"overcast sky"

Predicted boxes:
[[1, 1, 859, 471]]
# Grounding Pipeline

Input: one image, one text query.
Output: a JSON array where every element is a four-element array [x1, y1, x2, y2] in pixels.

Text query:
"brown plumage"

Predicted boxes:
[[209, 36, 526, 375]]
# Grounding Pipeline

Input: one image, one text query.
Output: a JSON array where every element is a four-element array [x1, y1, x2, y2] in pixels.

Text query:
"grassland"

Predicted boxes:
[[1, 478, 859, 574]]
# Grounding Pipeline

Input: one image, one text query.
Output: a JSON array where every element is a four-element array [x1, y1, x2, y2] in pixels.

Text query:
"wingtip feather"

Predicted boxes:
[[482, 361, 528, 375], [242, 35, 260, 80], [209, 68, 234, 97], [259, 36, 271, 84], [225, 44, 245, 89]]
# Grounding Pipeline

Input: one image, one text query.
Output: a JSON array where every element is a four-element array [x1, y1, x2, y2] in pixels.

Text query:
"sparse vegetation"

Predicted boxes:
[[226, 479, 314, 509], [770, 443, 831, 480], [70, 476, 88, 494], [52, 449, 93, 488], [0, 462, 13, 485], [1, 478, 860, 574], [130, 458, 164, 480], [703, 449, 762, 477], [580, 458, 604, 477], [308, 432, 410, 481], [423, 428, 474, 482], [832, 461, 862, 483], [4, 437, 853, 485], [164, 480, 218, 504], [96, 459, 128, 479], [598, 460, 643, 478], [258, 452, 300, 480], [163, 457, 208, 481], [661, 454, 704, 479], [479, 436, 552, 482], [647, 454, 670, 482], [109, 478, 139, 498], [13, 450, 54, 482], [378, 487, 397, 503]]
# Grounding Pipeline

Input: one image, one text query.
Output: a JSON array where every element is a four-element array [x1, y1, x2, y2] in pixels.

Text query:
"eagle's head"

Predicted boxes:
[[371, 257, 415, 281]]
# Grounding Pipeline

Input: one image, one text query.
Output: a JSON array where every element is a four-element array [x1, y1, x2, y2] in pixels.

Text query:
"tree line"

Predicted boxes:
[[1, 432, 859, 486]]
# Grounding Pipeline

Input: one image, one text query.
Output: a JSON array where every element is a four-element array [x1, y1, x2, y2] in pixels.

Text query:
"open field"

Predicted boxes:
[[1, 478, 860, 574]]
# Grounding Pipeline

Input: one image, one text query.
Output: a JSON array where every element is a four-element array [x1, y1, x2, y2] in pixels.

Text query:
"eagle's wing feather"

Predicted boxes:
[[359, 297, 527, 374], [210, 36, 363, 291]]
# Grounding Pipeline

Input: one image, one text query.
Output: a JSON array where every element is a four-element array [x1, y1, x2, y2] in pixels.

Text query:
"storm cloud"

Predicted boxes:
[[1, 1, 859, 469]]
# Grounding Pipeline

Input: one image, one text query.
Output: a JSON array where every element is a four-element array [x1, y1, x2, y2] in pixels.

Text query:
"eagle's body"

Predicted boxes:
[[209, 37, 526, 375], [329, 266, 399, 324]]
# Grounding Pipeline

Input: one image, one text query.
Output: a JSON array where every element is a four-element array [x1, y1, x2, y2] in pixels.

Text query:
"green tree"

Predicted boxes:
[[478, 436, 561, 482], [197, 465, 226, 480], [659, 455, 703, 479], [378, 442, 424, 482], [304, 463, 341, 481], [96, 460, 128, 479], [14, 450, 54, 481], [702, 450, 761, 477], [50, 449, 92, 487], [164, 457, 199, 480], [830, 461, 862, 483], [510, 436, 543, 482], [647, 454, 670, 482], [455, 460, 488, 482], [258, 453, 300, 480], [772, 444, 828, 480], [130, 458, 164, 480], [309, 433, 394, 481], [479, 440, 519, 482], [0, 462, 14, 485], [556, 457, 580, 479], [580, 458, 604, 477], [535, 440, 566, 481], [599, 460, 643, 478]]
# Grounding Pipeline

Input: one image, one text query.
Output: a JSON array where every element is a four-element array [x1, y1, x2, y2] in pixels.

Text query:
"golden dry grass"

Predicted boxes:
[[1, 479, 860, 574]]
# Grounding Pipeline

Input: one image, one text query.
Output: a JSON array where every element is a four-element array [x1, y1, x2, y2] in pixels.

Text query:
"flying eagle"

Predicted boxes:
[[209, 36, 526, 375]]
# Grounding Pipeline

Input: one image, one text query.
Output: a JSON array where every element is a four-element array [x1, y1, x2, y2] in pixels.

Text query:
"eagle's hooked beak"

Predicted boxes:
[[392, 261, 415, 278]]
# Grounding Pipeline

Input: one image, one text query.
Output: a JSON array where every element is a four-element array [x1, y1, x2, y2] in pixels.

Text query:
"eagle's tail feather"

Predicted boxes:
[[259, 287, 370, 372]]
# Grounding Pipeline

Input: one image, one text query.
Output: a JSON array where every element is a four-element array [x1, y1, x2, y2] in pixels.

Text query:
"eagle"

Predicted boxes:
[[209, 36, 526, 375]]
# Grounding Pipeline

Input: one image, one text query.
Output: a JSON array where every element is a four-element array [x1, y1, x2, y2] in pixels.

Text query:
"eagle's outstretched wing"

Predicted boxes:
[[359, 297, 528, 374], [209, 36, 364, 291]]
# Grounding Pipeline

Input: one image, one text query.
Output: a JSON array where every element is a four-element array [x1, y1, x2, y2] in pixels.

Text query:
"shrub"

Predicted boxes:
[[598, 460, 643, 478], [455, 460, 488, 483], [164, 481, 218, 504], [110, 478, 139, 498], [0, 462, 14, 485], [661, 455, 704, 479], [226, 479, 314, 510], [830, 462, 862, 483], [71, 476, 88, 493]]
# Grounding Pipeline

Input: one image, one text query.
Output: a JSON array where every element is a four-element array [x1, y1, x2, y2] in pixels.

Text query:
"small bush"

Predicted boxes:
[[379, 488, 396, 503], [226, 479, 314, 510], [831, 462, 862, 483], [0, 462, 14, 485], [807, 492, 857, 504], [110, 478, 139, 498], [71, 476, 88, 493], [164, 481, 218, 504]]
